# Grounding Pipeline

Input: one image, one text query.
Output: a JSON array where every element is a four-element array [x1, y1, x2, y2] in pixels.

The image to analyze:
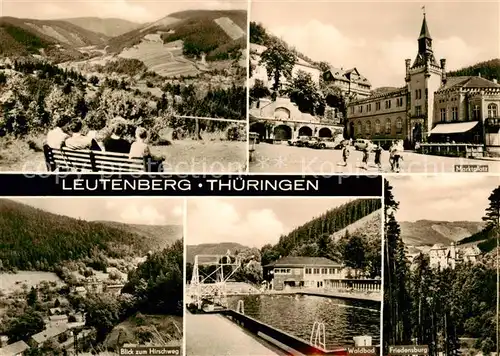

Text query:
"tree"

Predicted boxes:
[[283, 70, 323, 115], [250, 22, 268, 45], [384, 180, 412, 350], [482, 185, 500, 356], [5, 308, 45, 342], [26, 287, 38, 307], [339, 234, 366, 272], [259, 42, 296, 93], [249, 79, 271, 103]]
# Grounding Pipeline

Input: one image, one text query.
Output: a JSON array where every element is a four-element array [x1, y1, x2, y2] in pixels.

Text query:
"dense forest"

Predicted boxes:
[[0, 59, 246, 140], [270, 199, 380, 257], [259, 199, 382, 278], [447, 59, 500, 82], [0, 199, 157, 271], [384, 180, 497, 356]]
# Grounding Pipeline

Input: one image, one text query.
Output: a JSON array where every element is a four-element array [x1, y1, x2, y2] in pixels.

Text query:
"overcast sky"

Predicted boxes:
[[251, 0, 499, 88], [11, 198, 184, 225], [388, 176, 500, 222], [186, 198, 373, 247], [1, 0, 247, 23]]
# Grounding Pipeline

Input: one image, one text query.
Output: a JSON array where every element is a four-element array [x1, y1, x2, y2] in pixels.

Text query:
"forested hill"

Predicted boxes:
[[261, 199, 381, 265], [447, 59, 500, 82], [0, 199, 174, 271]]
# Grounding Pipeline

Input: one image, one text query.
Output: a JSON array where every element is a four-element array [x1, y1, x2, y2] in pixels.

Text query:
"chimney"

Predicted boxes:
[[405, 59, 411, 82], [478, 72, 482, 78], [440, 59, 447, 85], [493, 79, 498, 84]]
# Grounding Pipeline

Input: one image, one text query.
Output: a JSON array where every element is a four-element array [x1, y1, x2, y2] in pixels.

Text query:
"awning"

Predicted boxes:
[[430, 121, 479, 135]]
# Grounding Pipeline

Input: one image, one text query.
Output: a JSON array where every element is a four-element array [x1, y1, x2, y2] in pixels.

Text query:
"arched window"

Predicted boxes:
[[488, 103, 498, 118], [357, 121, 362, 135], [375, 120, 381, 134], [366, 121, 372, 135], [385, 119, 391, 134], [396, 117, 403, 133]]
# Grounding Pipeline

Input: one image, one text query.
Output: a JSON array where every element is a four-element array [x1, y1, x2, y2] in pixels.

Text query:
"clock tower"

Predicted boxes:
[[414, 12, 438, 69], [406, 11, 445, 144]]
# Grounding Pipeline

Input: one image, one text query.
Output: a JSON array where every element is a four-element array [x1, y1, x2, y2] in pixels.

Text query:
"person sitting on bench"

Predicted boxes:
[[46, 118, 70, 149], [129, 127, 165, 171], [103, 121, 131, 154], [64, 120, 101, 151]]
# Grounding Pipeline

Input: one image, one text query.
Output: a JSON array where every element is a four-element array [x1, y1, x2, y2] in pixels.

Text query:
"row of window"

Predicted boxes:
[[305, 267, 340, 275], [352, 97, 405, 114], [274, 268, 292, 274], [439, 104, 498, 122], [355, 117, 404, 135]]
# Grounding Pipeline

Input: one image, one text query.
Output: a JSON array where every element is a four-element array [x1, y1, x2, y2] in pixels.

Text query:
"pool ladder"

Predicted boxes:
[[237, 299, 245, 314], [310, 321, 326, 349]]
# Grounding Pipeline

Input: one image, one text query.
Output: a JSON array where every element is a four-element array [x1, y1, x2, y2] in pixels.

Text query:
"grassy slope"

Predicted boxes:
[[105, 10, 247, 59], [331, 209, 381, 242]]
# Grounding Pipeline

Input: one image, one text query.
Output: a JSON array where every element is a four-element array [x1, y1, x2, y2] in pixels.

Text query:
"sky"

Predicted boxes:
[[388, 175, 500, 222], [1, 0, 247, 23], [251, 0, 500, 88], [186, 197, 367, 247], [11, 197, 184, 225]]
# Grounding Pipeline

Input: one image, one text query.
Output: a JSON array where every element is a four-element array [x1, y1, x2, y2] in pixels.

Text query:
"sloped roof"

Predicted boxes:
[[324, 66, 371, 86], [418, 15, 432, 40], [32, 325, 69, 344], [265, 256, 342, 268], [0, 340, 29, 356], [438, 76, 500, 92]]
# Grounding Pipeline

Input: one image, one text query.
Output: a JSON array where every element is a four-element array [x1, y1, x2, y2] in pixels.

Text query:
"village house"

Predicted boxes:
[[30, 325, 69, 347], [0, 340, 30, 356], [46, 314, 69, 328], [424, 243, 481, 270]]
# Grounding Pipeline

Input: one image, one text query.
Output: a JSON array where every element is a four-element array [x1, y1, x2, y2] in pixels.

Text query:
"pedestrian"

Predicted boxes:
[[374, 144, 382, 169], [362, 145, 370, 169], [389, 141, 396, 171], [341, 142, 350, 166]]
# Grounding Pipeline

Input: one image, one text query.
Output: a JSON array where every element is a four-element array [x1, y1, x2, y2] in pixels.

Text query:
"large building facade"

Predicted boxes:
[[264, 256, 381, 292], [346, 14, 500, 150]]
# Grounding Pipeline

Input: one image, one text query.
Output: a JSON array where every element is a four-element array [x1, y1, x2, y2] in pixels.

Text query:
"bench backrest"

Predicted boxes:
[[43, 145, 158, 172]]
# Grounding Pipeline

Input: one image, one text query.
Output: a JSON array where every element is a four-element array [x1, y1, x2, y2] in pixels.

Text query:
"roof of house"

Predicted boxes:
[[32, 325, 69, 344], [437, 76, 500, 92], [265, 256, 342, 268], [49, 315, 68, 321], [0, 340, 29, 356], [324, 66, 372, 87]]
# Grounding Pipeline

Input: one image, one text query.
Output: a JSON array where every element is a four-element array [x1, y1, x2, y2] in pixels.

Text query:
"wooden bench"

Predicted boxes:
[[43, 144, 163, 172]]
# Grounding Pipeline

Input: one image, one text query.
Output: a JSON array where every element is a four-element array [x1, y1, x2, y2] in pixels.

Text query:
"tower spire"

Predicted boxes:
[[419, 7, 432, 40]]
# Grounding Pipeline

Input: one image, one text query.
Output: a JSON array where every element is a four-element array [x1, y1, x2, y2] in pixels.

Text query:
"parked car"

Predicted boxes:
[[308, 137, 326, 149], [354, 139, 372, 150], [288, 136, 311, 147]]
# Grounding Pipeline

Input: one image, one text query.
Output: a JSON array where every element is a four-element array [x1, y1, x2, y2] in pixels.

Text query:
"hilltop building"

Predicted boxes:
[[264, 256, 381, 292], [346, 13, 500, 151], [409, 243, 482, 270]]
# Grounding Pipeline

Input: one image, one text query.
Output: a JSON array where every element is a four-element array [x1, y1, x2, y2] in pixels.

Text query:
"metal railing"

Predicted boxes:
[[418, 143, 484, 158]]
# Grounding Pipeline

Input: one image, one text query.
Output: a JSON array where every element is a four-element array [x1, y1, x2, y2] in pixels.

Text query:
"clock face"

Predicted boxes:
[[426, 39, 431, 47]]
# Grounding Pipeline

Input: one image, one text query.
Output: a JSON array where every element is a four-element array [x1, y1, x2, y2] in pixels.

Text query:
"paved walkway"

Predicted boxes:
[[249, 143, 500, 173], [186, 312, 280, 356]]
